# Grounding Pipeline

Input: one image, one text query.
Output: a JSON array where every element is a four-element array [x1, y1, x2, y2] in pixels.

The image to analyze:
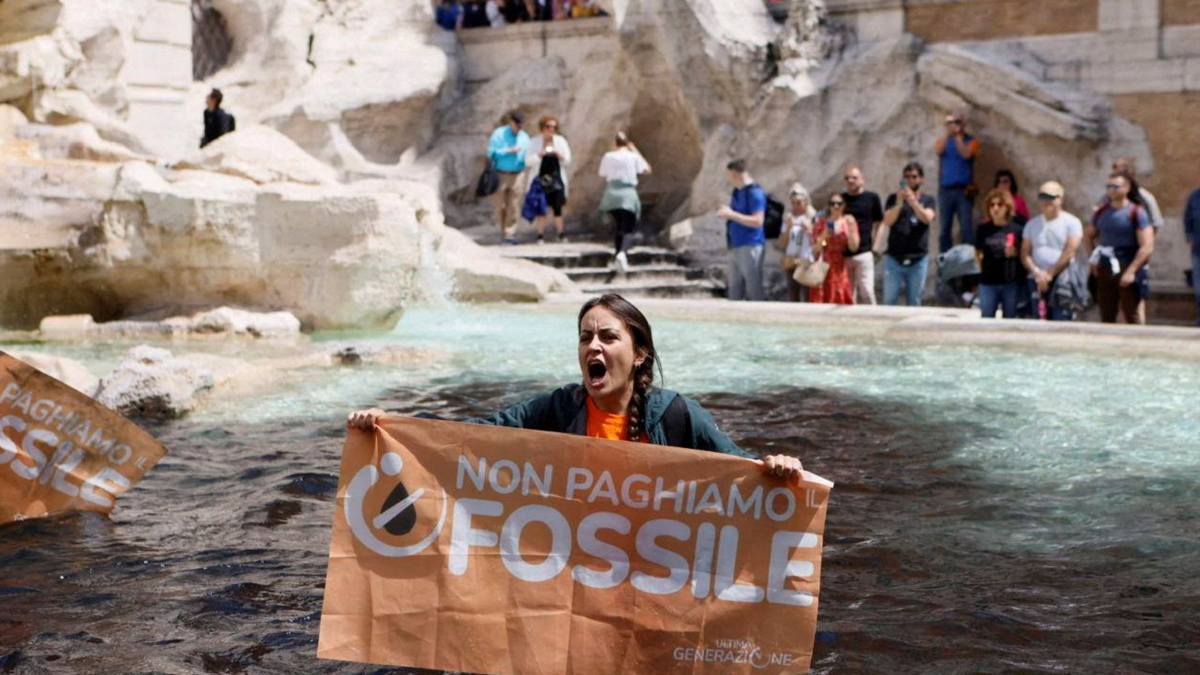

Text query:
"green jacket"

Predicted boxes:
[[466, 384, 752, 459]]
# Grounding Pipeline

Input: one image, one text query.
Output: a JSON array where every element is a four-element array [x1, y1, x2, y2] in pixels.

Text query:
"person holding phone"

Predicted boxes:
[[808, 195, 859, 305], [974, 189, 1025, 318], [935, 113, 980, 253], [878, 162, 937, 306]]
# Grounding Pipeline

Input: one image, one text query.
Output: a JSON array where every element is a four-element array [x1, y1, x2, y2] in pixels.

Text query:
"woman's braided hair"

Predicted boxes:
[[578, 294, 662, 441]]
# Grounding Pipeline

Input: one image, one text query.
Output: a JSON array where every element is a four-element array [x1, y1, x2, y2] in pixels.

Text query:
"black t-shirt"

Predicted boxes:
[[503, 0, 530, 22], [975, 221, 1026, 285], [461, 1, 488, 27], [885, 192, 936, 262], [842, 191, 883, 253]]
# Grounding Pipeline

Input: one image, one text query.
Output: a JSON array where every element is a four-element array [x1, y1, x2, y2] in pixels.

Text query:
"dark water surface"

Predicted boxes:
[[1, 380, 1197, 674]]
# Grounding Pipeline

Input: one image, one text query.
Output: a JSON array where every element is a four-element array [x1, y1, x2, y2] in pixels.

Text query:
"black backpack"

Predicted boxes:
[[726, 186, 785, 245], [475, 165, 500, 198], [763, 194, 785, 239]]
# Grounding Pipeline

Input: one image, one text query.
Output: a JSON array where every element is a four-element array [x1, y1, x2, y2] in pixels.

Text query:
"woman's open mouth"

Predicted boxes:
[[586, 360, 607, 388]]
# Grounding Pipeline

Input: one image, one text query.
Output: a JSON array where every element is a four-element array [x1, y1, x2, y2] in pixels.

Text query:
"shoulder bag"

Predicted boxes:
[[793, 252, 829, 288]]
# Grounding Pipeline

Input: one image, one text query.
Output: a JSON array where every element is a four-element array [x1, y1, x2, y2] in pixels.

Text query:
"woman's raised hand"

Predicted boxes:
[[346, 408, 385, 432], [760, 454, 804, 481]]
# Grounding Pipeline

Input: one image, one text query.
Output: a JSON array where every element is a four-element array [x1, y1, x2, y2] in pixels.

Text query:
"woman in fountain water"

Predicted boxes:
[[598, 132, 652, 274], [525, 115, 572, 243], [348, 294, 803, 479]]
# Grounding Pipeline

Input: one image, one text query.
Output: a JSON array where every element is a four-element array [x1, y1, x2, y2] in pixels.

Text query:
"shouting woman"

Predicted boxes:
[[348, 294, 803, 479]]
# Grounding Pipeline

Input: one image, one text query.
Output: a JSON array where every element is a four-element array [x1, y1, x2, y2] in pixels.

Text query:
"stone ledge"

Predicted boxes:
[[456, 16, 613, 45], [1098, 0, 1160, 32], [1084, 58, 1187, 94], [542, 296, 1200, 357], [1186, 58, 1200, 90], [125, 42, 192, 88], [825, 0, 904, 14], [1164, 25, 1200, 58], [133, 0, 191, 47]]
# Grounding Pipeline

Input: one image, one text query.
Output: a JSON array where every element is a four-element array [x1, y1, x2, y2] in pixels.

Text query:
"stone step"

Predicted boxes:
[[577, 279, 725, 300], [494, 243, 684, 269], [563, 264, 701, 285]]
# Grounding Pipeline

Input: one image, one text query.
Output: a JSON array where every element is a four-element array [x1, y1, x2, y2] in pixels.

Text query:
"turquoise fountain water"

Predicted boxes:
[[1, 302, 1197, 673]]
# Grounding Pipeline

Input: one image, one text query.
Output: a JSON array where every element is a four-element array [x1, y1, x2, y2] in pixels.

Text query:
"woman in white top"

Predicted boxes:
[[525, 115, 573, 243], [485, 0, 506, 26], [779, 183, 816, 302], [597, 132, 652, 272]]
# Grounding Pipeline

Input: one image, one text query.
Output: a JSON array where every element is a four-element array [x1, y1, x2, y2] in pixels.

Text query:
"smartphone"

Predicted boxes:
[[898, 179, 907, 189]]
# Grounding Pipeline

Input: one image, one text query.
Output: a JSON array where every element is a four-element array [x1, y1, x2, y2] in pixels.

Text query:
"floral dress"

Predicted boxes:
[[809, 216, 855, 305]]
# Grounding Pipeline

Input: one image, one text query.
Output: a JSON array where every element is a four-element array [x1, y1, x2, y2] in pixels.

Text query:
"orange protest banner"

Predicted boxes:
[[0, 351, 167, 525], [319, 416, 832, 675]]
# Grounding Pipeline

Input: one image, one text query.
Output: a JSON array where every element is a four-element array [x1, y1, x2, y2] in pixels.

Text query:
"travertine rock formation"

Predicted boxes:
[[0, 1, 572, 331], [93, 345, 216, 419], [0, 119, 574, 330], [0, 0, 1170, 315]]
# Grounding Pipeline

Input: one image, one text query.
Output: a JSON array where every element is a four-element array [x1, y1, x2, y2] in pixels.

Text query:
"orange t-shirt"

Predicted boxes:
[[586, 397, 645, 443]]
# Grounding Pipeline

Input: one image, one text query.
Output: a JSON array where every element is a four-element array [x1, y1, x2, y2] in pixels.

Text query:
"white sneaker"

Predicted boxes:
[[615, 251, 629, 274]]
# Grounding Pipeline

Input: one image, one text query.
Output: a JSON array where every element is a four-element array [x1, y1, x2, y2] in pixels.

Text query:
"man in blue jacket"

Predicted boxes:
[[1185, 185, 1200, 326], [717, 159, 767, 301], [487, 112, 530, 245]]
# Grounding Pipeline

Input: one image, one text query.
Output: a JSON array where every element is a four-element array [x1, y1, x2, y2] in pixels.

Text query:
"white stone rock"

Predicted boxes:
[[37, 314, 96, 338], [5, 350, 100, 396], [201, 0, 454, 169], [174, 124, 339, 185], [0, 104, 27, 140], [93, 345, 215, 418], [435, 227, 577, 302], [28, 89, 155, 155], [186, 307, 302, 337], [15, 121, 148, 162]]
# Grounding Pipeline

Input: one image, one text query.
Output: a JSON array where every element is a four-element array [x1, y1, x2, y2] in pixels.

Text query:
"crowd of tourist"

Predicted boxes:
[[436, 0, 605, 30], [723, 112, 1199, 326], [479, 107, 1198, 327], [483, 112, 650, 265]]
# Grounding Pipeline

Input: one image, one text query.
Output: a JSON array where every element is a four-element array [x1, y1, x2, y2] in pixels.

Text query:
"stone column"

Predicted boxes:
[[125, 0, 192, 160]]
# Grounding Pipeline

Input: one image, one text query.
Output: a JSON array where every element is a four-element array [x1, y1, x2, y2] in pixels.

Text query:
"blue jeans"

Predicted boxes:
[[1192, 251, 1200, 326], [978, 282, 1021, 318], [883, 255, 929, 306], [728, 244, 765, 301], [938, 186, 974, 254]]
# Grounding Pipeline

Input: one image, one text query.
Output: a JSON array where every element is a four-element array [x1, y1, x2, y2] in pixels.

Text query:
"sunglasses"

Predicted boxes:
[[988, 202, 1006, 209], [1105, 183, 1123, 190], [829, 201, 845, 207], [1036, 193, 1060, 201]]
